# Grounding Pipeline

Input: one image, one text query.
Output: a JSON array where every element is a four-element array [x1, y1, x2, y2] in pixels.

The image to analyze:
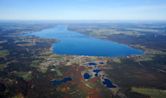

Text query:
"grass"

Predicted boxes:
[[132, 87, 166, 98], [0, 50, 9, 57], [30, 60, 41, 67], [15, 71, 32, 81]]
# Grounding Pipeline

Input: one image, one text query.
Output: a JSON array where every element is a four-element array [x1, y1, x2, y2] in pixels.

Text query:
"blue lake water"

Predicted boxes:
[[87, 62, 97, 66], [103, 79, 116, 88], [83, 73, 91, 79], [93, 69, 101, 76], [51, 77, 72, 86], [30, 25, 143, 57]]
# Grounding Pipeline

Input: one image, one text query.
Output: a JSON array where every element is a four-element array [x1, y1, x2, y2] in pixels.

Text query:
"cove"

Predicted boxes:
[[29, 25, 143, 57]]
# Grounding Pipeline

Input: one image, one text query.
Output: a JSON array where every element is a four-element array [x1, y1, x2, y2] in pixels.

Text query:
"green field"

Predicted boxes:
[[0, 50, 9, 57], [15, 71, 32, 81], [0, 64, 5, 70], [132, 87, 166, 98]]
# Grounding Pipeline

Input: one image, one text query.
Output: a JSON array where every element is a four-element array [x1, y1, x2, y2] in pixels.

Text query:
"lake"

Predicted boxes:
[[29, 25, 143, 57], [51, 77, 72, 86]]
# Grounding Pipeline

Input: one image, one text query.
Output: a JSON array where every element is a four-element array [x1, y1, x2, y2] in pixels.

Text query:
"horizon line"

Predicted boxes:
[[0, 19, 166, 23]]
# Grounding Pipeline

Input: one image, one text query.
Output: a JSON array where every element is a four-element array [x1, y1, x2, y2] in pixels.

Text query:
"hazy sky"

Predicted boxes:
[[0, 0, 166, 20]]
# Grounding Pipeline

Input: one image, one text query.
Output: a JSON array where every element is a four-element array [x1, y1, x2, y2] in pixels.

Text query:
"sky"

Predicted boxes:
[[0, 0, 166, 20]]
